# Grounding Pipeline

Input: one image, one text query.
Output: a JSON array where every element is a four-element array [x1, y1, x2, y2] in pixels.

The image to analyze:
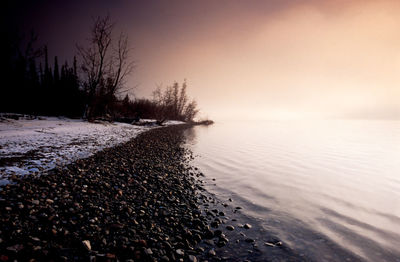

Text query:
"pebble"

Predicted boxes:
[[82, 240, 91, 251], [214, 230, 222, 237], [226, 225, 235, 231], [245, 238, 255, 243], [144, 248, 153, 255], [243, 223, 252, 229], [208, 249, 216, 256], [176, 249, 184, 256], [0, 125, 216, 261]]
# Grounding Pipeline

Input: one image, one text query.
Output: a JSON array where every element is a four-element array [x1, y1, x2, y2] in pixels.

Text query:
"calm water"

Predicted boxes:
[[187, 120, 400, 261]]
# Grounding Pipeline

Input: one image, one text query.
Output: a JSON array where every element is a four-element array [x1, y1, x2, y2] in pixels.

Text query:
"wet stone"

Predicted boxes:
[[82, 240, 91, 251], [208, 249, 216, 256], [176, 249, 184, 256], [144, 248, 153, 255], [226, 225, 234, 231], [243, 223, 252, 229], [0, 125, 255, 262]]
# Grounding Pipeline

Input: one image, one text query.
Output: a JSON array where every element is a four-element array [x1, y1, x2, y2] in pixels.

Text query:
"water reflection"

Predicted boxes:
[[187, 120, 400, 261]]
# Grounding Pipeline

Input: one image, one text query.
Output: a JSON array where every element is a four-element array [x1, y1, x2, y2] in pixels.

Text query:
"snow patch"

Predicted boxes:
[[0, 116, 183, 184]]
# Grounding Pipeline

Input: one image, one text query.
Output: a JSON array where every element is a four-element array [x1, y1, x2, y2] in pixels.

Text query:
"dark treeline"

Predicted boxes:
[[1, 16, 199, 122], [119, 81, 198, 122], [1, 32, 85, 117]]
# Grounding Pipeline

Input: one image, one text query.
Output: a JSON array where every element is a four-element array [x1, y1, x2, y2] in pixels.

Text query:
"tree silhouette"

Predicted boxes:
[[77, 15, 134, 119]]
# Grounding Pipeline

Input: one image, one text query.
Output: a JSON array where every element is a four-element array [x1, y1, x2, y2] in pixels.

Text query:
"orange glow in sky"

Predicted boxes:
[[19, 0, 400, 120], [129, 0, 400, 120]]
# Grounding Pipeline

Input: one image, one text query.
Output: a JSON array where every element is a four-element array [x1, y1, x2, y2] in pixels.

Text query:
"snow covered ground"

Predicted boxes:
[[0, 115, 183, 186]]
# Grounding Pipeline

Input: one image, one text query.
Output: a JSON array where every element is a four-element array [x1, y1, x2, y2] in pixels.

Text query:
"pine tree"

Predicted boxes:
[[54, 56, 59, 83], [44, 45, 50, 83]]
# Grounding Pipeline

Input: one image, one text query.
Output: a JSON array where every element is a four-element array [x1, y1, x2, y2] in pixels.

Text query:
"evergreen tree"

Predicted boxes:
[[53, 56, 59, 83]]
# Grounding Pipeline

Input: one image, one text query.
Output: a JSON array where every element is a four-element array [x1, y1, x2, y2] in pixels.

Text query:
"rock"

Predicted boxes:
[[217, 237, 228, 247], [176, 249, 184, 256], [210, 221, 219, 228], [6, 244, 24, 253], [204, 228, 214, 239], [188, 254, 197, 262], [82, 240, 91, 251], [208, 249, 216, 256], [226, 225, 234, 231], [0, 125, 219, 261], [144, 248, 153, 255], [204, 239, 214, 246], [243, 223, 252, 229], [213, 230, 222, 237], [264, 242, 275, 247], [30, 236, 40, 242]]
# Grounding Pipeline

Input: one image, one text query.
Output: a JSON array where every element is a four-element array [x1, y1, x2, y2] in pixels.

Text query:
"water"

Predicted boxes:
[[186, 119, 400, 261]]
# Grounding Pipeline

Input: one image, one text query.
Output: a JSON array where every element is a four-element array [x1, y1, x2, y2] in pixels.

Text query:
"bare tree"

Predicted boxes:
[[77, 16, 134, 119], [151, 81, 199, 122]]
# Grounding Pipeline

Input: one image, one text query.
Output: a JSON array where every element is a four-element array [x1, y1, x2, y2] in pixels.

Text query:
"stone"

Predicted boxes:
[[243, 223, 252, 229], [82, 240, 91, 251], [226, 225, 234, 231], [208, 249, 216, 256]]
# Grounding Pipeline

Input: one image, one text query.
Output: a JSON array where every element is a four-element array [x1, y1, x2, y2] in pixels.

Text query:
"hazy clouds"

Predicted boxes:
[[13, 0, 400, 120]]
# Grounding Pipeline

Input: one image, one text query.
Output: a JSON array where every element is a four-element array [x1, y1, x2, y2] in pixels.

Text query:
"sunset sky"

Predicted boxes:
[[7, 0, 400, 120]]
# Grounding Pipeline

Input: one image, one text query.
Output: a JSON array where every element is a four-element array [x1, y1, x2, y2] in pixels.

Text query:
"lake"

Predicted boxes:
[[187, 119, 400, 261]]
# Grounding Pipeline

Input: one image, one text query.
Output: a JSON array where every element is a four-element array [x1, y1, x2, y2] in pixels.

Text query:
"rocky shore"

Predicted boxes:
[[0, 124, 215, 261], [0, 124, 300, 262]]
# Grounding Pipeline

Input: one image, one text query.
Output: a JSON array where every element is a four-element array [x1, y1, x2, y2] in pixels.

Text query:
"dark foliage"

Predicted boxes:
[[0, 31, 85, 117], [1, 18, 199, 122], [112, 81, 199, 122]]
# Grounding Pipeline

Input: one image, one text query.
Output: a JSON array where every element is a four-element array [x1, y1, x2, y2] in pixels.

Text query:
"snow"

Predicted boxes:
[[0, 115, 183, 186]]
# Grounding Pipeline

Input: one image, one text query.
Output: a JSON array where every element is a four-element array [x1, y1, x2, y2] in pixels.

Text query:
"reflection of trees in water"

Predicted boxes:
[[183, 127, 197, 145]]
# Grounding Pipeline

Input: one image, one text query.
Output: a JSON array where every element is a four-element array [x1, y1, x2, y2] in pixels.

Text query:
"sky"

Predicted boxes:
[[6, 0, 400, 120]]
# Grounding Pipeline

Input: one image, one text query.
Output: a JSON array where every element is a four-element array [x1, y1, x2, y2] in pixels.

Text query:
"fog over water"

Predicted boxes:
[[188, 119, 400, 261]]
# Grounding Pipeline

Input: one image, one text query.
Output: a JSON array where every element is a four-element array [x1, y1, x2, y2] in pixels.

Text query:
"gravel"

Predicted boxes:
[[0, 124, 212, 261]]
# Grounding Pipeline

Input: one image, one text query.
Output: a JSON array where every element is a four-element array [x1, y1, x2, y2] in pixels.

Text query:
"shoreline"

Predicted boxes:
[[0, 115, 183, 186], [1, 124, 214, 261], [0, 124, 301, 261]]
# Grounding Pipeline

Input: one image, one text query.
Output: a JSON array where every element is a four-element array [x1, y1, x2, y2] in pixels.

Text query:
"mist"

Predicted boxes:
[[9, 0, 400, 121], [127, 0, 400, 121]]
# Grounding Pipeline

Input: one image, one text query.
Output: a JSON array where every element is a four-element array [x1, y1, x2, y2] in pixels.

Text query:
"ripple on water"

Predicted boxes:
[[189, 120, 400, 261]]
